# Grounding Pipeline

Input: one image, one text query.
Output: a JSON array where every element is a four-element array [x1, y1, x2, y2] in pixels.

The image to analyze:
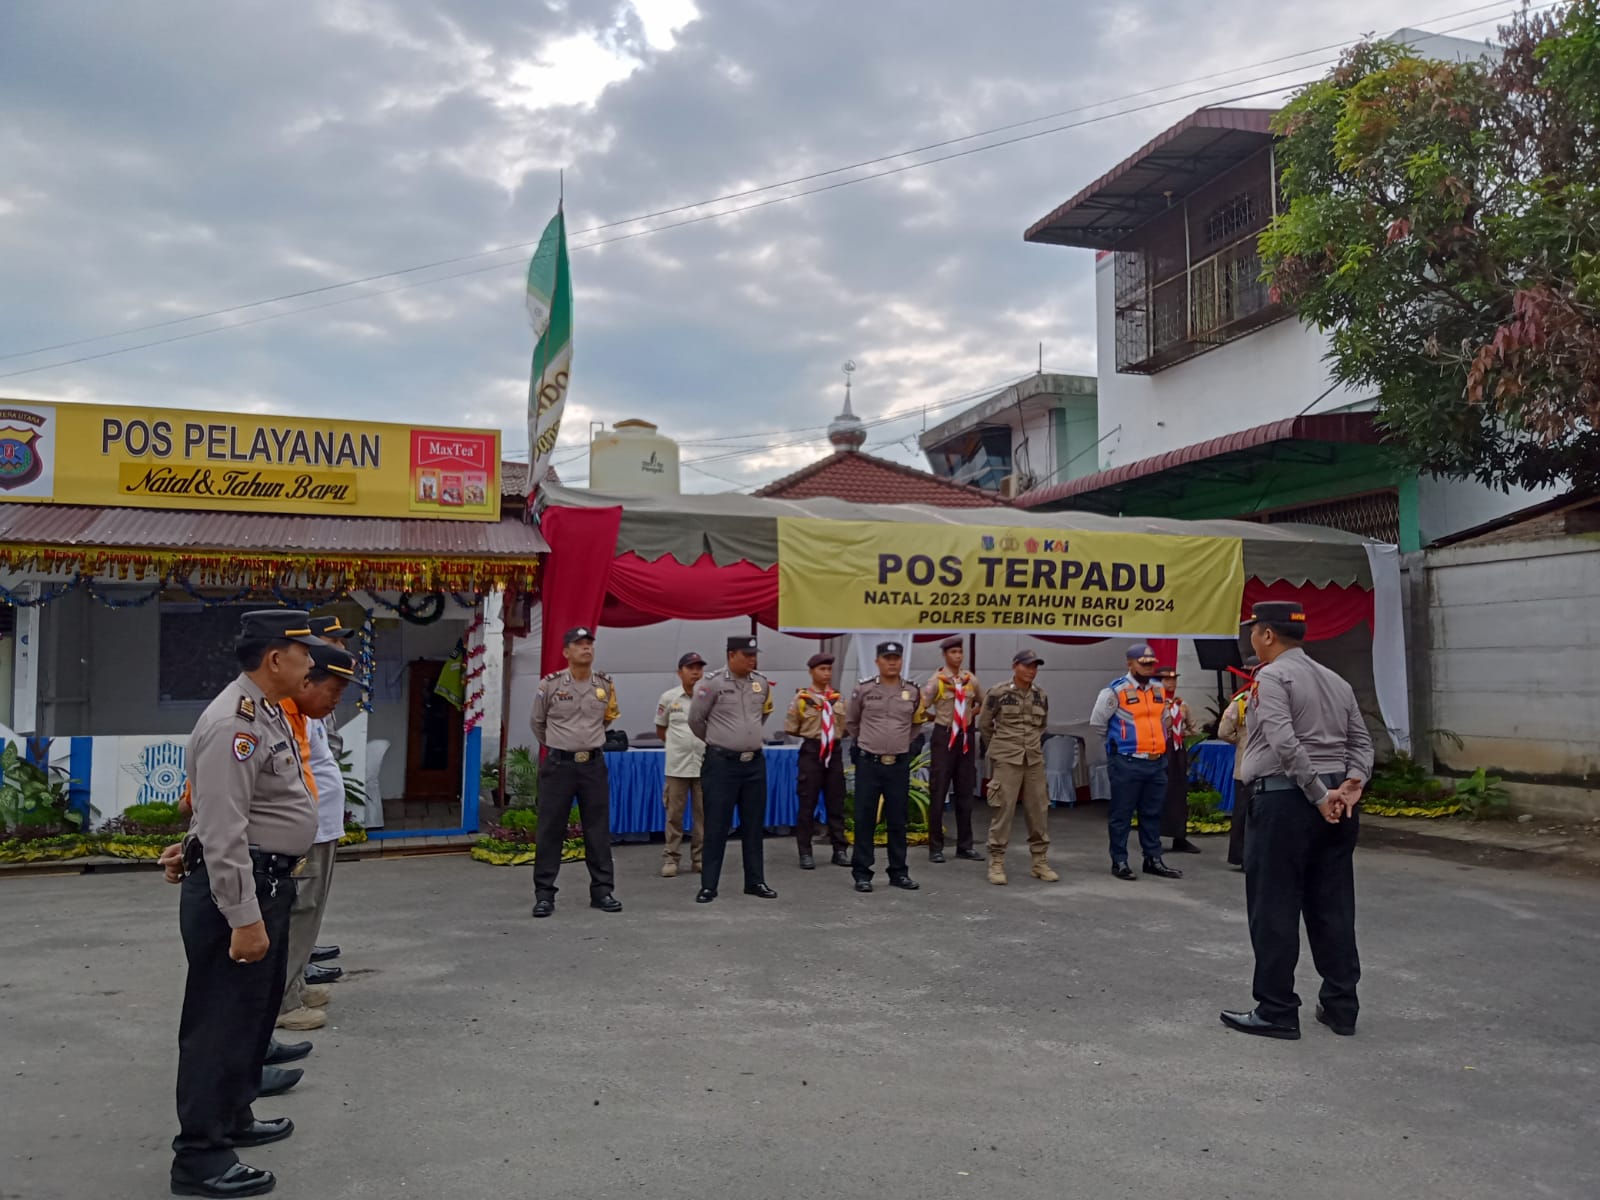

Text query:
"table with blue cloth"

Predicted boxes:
[[604, 746, 802, 836], [1187, 740, 1238, 812]]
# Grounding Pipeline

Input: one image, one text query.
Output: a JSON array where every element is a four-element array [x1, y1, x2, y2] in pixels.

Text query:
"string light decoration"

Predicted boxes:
[[461, 601, 488, 734]]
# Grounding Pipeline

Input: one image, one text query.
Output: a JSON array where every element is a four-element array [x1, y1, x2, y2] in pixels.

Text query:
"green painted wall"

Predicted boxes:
[[1051, 396, 1100, 485]]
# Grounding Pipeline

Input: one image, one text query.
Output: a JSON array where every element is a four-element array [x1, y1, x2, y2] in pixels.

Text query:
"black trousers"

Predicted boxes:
[[1160, 746, 1191, 840], [172, 866, 296, 1183], [701, 751, 767, 893], [1107, 754, 1166, 865], [534, 755, 615, 899], [795, 740, 847, 853], [1227, 781, 1248, 865], [927, 726, 977, 854], [853, 753, 911, 883], [1244, 787, 1361, 1028]]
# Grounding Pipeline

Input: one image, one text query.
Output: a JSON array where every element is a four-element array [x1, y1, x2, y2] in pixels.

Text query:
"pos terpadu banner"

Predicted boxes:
[[776, 518, 1246, 636]]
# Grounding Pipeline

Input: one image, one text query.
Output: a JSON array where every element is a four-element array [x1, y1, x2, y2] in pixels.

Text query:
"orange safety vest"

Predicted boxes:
[[278, 699, 320, 802], [1106, 676, 1168, 757]]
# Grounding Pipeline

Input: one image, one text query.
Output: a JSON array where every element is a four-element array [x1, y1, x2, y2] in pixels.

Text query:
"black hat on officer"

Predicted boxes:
[[806, 652, 834, 668], [1242, 601, 1308, 638], [727, 635, 759, 654], [309, 612, 355, 640], [564, 626, 596, 645], [938, 635, 963, 651], [876, 641, 904, 658], [238, 609, 323, 647], [678, 652, 706, 668], [309, 644, 358, 679], [1012, 649, 1044, 667]]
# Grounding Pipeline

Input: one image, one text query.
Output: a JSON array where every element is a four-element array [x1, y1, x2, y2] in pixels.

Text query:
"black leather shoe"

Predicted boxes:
[[171, 1162, 276, 1197], [1316, 1006, 1356, 1036], [309, 945, 340, 963], [590, 894, 623, 913], [1220, 1009, 1301, 1040], [1111, 862, 1137, 880], [257, 1067, 302, 1098], [695, 889, 716, 903], [304, 962, 342, 984], [1172, 838, 1203, 854], [853, 880, 873, 893], [229, 1118, 294, 1148], [1143, 858, 1184, 879], [744, 883, 778, 899], [831, 848, 851, 867], [928, 850, 946, 863], [954, 849, 984, 861], [263, 1038, 311, 1066], [889, 876, 920, 890], [531, 898, 555, 918], [798, 854, 816, 870]]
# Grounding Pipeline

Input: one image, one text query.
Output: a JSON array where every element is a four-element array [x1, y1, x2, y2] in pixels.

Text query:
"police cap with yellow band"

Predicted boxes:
[[238, 609, 324, 647], [309, 612, 356, 639], [1241, 600, 1309, 636], [310, 644, 358, 679]]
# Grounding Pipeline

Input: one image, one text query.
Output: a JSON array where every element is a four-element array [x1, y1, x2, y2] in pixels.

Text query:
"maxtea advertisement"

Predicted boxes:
[[776, 518, 1246, 636], [0, 400, 501, 521]]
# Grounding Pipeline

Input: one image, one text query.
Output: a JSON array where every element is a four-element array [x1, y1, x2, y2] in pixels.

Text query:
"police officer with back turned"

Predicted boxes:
[[171, 609, 323, 1199], [530, 627, 623, 918], [1222, 601, 1373, 1040], [845, 640, 927, 894], [689, 634, 779, 904]]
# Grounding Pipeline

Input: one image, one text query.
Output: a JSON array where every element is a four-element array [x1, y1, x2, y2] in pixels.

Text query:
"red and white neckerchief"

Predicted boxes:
[[947, 671, 972, 752], [1165, 696, 1185, 746], [811, 689, 838, 766]]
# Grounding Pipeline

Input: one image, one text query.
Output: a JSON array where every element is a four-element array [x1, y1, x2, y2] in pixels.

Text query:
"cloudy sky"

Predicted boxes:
[[0, 0, 1513, 491]]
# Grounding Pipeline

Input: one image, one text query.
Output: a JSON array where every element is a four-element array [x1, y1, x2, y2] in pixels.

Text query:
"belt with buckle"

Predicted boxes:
[[869, 753, 903, 766], [1118, 751, 1163, 761], [550, 747, 602, 764], [1255, 772, 1344, 795], [709, 746, 759, 762]]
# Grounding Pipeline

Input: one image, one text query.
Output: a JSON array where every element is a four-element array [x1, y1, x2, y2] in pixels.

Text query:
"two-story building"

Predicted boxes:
[[917, 372, 1099, 498]]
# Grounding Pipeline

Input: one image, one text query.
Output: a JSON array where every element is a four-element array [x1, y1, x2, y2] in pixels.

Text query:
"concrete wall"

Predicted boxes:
[[1427, 538, 1600, 819], [1416, 476, 1558, 548]]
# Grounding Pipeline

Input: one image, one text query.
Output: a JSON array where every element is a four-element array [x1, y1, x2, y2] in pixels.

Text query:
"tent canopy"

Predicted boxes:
[[538, 483, 1378, 588]]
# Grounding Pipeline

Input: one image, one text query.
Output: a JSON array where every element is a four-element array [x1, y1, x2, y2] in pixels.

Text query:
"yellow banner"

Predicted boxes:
[[777, 518, 1245, 636], [0, 400, 501, 521]]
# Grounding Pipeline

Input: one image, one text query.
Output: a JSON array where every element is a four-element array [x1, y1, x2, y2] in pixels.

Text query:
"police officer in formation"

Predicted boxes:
[[978, 649, 1059, 886], [844, 641, 926, 894], [688, 635, 779, 903], [921, 635, 983, 864], [784, 652, 850, 870], [530, 627, 623, 918], [1223, 601, 1373, 1040], [170, 609, 324, 1199], [1089, 644, 1184, 882]]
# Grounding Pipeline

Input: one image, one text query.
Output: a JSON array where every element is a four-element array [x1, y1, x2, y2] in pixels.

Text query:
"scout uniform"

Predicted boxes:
[[687, 635, 777, 903], [1156, 667, 1201, 854], [1089, 644, 1182, 881], [784, 652, 849, 869], [530, 627, 621, 915], [844, 641, 927, 892], [655, 652, 707, 876], [921, 635, 982, 863], [1217, 655, 1259, 867], [977, 651, 1057, 885], [1224, 602, 1374, 1040], [171, 610, 322, 1196]]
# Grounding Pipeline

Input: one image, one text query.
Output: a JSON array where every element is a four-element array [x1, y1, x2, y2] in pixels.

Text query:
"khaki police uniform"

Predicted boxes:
[[688, 656, 774, 897], [922, 664, 982, 858], [1236, 638, 1374, 1032], [844, 674, 926, 885], [785, 685, 849, 860], [656, 684, 705, 872], [978, 678, 1054, 882], [172, 613, 321, 1191], [531, 667, 619, 902]]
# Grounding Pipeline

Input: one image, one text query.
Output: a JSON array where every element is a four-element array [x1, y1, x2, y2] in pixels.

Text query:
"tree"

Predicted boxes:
[[1261, 1, 1600, 492]]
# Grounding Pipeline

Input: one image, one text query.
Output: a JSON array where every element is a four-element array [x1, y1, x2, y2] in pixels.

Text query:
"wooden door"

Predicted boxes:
[[405, 659, 463, 801]]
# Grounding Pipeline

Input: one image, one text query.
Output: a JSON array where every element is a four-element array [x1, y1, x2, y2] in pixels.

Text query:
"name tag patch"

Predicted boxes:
[[233, 733, 259, 762]]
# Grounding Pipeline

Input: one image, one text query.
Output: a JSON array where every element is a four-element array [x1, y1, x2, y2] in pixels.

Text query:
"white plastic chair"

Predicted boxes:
[[364, 739, 391, 828]]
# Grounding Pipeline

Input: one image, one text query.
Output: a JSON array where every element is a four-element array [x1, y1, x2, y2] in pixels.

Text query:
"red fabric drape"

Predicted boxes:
[[537, 505, 622, 678], [1241, 579, 1374, 642]]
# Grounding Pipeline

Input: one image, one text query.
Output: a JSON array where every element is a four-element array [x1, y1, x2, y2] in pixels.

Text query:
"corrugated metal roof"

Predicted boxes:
[[0, 503, 548, 556], [1014, 414, 1383, 509], [1024, 107, 1277, 250]]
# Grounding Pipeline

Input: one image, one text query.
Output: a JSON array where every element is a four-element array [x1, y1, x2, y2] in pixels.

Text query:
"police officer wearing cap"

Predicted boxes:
[[688, 635, 779, 903], [170, 610, 323, 1198], [655, 652, 707, 878], [1222, 601, 1373, 1041], [530, 627, 622, 918], [1089, 644, 1184, 881], [784, 652, 850, 870], [921, 635, 983, 863], [979, 649, 1058, 886], [302, 611, 357, 977], [844, 640, 927, 893]]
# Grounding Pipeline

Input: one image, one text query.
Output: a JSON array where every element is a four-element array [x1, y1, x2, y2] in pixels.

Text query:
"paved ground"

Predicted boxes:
[[4, 809, 1598, 1200]]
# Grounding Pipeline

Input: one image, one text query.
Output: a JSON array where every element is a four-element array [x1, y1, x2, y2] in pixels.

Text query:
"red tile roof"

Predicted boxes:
[[754, 450, 1008, 507]]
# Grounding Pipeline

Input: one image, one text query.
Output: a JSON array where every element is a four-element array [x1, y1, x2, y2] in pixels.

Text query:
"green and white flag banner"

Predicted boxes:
[[526, 204, 572, 500]]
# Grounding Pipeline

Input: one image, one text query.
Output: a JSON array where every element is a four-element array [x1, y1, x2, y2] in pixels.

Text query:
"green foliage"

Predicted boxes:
[[499, 806, 539, 833], [1454, 767, 1512, 820], [122, 802, 183, 826], [1262, 3, 1600, 492], [1367, 752, 1455, 809], [1187, 786, 1226, 821], [0, 741, 79, 833], [503, 747, 539, 807], [338, 748, 368, 808]]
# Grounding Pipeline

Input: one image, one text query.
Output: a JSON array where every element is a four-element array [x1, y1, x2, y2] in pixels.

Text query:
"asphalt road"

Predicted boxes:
[[4, 810, 1597, 1200]]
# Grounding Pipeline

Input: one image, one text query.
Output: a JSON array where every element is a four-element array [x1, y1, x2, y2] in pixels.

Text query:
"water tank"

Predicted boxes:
[[588, 419, 681, 494]]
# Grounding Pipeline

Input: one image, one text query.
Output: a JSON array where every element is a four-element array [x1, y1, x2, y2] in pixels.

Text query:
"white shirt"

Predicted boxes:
[[655, 685, 705, 778], [307, 717, 346, 844]]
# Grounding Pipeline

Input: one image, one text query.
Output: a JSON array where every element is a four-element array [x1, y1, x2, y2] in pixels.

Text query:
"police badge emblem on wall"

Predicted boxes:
[[0, 407, 51, 492]]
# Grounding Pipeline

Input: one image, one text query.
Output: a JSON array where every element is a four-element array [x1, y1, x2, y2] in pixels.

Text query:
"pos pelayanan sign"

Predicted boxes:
[[776, 518, 1246, 636], [0, 400, 501, 521]]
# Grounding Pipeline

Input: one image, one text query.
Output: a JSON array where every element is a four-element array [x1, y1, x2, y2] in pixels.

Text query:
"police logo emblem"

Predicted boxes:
[[232, 733, 259, 762], [0, 420, 44, 490], [901, 690, 912, 701], [595, 687, 607, 700], [751, 681, 761, 692]]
